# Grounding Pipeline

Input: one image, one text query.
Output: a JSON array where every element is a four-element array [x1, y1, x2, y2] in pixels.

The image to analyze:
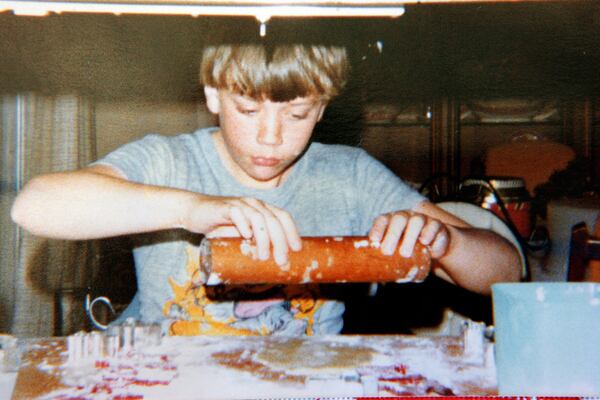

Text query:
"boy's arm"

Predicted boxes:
[[11, 164, 202, 239], [11, 164, 300, 265], [369, 201, 521, 295], [415, 201, 522, 293]]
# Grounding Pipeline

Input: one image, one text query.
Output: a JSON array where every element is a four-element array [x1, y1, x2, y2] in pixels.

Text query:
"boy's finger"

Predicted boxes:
[[263, 214, 289, 266], [229, 206, 252, 239], [250, 219, 270, 261], [238, 203, 270, 260], [429, 228, 450, 259], [381, 213, 408, 256], [240, 198, 279, 261], [269, 206, 301, 252], [258, 205, 292, 266], [369, 214, 390, 243], [419, 219, 441, 246], [399, 214, 425, 258]]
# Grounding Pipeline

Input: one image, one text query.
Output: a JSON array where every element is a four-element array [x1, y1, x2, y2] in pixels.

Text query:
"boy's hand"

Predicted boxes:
[[368, 210, 450, 260], [185, 195, 301, 266]]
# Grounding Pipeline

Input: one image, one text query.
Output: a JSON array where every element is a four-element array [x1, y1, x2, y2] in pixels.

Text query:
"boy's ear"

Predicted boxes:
[[204, 86, 220, 114], [316, 102, 328, 121]]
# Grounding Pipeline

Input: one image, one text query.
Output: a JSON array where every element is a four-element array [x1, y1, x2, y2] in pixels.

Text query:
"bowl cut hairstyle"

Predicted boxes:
[[200, 44, 349, 102]]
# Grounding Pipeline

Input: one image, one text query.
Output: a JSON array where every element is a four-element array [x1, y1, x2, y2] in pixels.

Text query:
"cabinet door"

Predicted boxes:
[[361, 124, 431, 184]]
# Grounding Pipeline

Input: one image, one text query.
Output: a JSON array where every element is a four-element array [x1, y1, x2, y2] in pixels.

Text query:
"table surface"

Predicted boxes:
[[11, 334, 496, 399]]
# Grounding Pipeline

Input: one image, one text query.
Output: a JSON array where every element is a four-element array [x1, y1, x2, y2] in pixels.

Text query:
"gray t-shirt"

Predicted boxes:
[[95, 127, 425, 335]]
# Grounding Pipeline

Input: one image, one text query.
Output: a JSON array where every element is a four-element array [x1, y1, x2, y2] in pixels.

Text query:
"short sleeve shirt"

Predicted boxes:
[[94, 128, 425, 335]]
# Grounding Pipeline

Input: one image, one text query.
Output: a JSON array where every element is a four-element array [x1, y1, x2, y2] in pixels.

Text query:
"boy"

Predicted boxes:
[[11, 43, 521, 336]]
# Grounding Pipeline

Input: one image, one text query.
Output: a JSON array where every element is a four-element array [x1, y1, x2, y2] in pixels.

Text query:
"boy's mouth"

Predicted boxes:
[[252, 156, 280, 167]]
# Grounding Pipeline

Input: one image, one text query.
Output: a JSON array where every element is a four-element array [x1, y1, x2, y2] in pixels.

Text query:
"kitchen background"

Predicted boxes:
[[1, 1, 599, 336]]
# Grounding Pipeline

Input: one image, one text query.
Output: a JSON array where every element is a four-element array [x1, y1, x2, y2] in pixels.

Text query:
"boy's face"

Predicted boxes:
[[205, 87, 326, 188]]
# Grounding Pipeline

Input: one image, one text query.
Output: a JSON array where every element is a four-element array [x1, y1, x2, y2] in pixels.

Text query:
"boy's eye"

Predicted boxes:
[[238, 108, 257, 115], [289, 108, 311, 120]]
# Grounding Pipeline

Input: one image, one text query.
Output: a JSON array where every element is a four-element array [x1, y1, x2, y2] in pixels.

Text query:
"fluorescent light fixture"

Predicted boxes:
[[0, 1, 406, 18]]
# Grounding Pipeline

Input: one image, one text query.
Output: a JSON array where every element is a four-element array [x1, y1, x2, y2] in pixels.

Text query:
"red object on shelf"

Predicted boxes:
[[486, 199, 532, 239], [459, 177, 532, 239]]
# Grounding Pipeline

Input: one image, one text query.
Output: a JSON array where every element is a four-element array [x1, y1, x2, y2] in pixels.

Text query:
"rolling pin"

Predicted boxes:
[[199, 236, 431, 285]]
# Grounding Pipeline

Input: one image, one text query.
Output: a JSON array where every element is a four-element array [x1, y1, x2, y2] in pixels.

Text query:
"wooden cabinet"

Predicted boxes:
[[359, 97, 597, 191]]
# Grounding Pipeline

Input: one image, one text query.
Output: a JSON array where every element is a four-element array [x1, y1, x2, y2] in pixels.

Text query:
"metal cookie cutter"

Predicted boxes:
[[85, 293, 116, 330]]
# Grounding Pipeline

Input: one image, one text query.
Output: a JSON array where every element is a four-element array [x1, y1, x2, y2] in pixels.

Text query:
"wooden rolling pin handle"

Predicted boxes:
[[199, 236, 431, 286]]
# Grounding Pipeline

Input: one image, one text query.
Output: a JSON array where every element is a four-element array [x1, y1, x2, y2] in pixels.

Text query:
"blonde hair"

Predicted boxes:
[[200, 44, 349, 102]]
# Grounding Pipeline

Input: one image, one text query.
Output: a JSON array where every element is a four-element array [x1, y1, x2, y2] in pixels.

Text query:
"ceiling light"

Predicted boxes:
[[0, 1, 406, 19]]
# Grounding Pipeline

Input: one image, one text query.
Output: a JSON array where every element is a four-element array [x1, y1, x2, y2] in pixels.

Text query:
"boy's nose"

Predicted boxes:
[[257, 112, 283, 146]]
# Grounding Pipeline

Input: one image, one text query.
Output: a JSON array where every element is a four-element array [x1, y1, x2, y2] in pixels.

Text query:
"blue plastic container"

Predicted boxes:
[[492, 282, 600, 395]]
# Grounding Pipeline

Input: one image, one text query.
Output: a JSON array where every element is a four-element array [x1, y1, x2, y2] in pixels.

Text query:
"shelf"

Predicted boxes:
[[364, 120, 562, 128], [365, 122, 431, 128], [460, 120, 563, 127]]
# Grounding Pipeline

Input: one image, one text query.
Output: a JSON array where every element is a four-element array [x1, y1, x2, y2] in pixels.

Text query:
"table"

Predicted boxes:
[[11, 333, 496, 399]]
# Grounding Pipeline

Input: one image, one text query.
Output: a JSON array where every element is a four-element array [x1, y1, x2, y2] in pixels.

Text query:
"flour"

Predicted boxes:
[[301, 260, 319, 283], [395, 266, 419, 283], [239, 240, 257, 259], [353, 239, 369, 249], [352, 239, 381, 249], [206, 272, 223, 285], [30, 333, 496, 399]]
